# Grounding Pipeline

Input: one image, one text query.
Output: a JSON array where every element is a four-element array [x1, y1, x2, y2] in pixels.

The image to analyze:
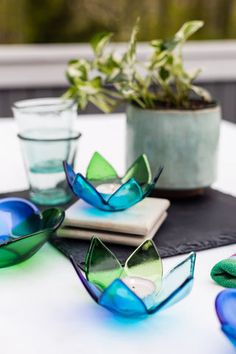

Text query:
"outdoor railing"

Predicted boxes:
[[1, 41, 236, 120]]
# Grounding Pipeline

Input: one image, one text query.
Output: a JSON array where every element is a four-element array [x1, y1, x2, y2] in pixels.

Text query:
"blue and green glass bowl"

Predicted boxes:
[[0, 197, 65, 268], [215, 289, 236, 347], [70, 237, 196, 317], [64, 152, 163, 211]]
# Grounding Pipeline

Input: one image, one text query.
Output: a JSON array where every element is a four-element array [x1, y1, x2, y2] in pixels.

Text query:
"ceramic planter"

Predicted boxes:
[[126, 103, 221, 191]]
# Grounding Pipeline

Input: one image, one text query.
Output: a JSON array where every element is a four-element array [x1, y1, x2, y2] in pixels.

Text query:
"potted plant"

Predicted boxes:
[[65, 20, 221, 195]]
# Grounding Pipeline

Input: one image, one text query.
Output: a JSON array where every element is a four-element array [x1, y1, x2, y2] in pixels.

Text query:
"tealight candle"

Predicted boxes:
[[122, 276, 156, 299], [96, 183, 121, 195]]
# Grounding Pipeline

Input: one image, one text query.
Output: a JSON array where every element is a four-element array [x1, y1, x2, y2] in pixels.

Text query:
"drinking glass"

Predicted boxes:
[[12, 98, 77, 133], [18, 130, 81, 206]]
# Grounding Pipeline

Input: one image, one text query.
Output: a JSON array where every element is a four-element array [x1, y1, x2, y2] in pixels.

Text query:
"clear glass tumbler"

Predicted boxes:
[[12, 97, 76, 133], [18, 130, 81, 206]]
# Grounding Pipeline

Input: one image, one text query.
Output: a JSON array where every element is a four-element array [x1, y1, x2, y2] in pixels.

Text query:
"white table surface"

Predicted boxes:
[[0, 114, 235, 354]]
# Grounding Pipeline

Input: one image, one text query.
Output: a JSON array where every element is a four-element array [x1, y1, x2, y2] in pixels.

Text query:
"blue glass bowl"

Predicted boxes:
[[215, 289, 236, 347], [70, 237, 196, 317], [64, 152, 163, 211], [0, 197, 64, 267]]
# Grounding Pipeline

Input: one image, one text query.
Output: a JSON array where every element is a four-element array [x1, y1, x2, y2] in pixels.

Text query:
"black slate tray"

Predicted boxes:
[[2, 188, 236, 265]]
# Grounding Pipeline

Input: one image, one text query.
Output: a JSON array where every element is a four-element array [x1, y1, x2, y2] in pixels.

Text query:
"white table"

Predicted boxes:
[[0, 114, 235, 354]]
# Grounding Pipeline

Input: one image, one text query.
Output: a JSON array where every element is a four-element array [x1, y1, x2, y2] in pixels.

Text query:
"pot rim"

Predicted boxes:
[[127, 102, 221, 114]]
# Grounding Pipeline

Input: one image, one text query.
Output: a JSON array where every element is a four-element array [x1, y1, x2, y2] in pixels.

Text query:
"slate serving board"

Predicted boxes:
[[2, 188, 236, 265]]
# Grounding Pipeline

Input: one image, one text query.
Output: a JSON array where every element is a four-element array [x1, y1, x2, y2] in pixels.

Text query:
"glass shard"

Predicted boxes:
[[86, 152, 118, 181], [149, 252, 196, 313], [125, 239, 163, 289], [122, 154, 152, 186], [99, 279, 147, 316], [86, 237, 123, 290], [107, 178, 143, 210]]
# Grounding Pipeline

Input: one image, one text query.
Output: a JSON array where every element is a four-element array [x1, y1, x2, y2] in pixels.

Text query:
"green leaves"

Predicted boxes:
[[175, 21, 204, 43], [123, 17, 139, 66], [148, 20, 208, 108], [66, 59, 91, 82], [190, 85, 212, 102], [91, 31, 113, 57], [159, 67, 170, 81], [64, 19, 211, 112]]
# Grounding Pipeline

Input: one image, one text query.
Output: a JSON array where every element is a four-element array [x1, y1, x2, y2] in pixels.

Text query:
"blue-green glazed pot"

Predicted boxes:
[[126, 103, 221, 190]]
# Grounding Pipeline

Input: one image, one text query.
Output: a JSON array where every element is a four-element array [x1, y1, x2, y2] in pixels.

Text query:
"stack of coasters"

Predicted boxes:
[[57, 197, 170, 246]]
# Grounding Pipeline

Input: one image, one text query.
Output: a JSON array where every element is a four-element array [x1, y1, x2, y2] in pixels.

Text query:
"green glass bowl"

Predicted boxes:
[[70, 237, 196, 317], [64, 152, 163, 211], [0, 197, 65, 268]]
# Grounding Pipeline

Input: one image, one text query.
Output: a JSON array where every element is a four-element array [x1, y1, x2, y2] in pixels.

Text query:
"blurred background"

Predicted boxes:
[[1, 0, 236, 43], [0, 0, 236, 120]]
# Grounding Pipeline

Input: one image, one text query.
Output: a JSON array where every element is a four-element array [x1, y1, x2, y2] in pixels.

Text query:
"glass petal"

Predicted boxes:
[[0, 198, 41, 243], [148, 252, 196, 313], [107, 178, 143, 210], [122, 154, 152, 186], [86, 152, 118, 181], [125, 239, 163, 290], [71, 173, 111, 210], [99, 279, 147, 316], [216, 289, 236, 347], [86, 237, 123, 291], [70, 255, 101, 303], [143, 166, 164, 197], [63, 161, 76, 187], [0, 207, 64, 268]]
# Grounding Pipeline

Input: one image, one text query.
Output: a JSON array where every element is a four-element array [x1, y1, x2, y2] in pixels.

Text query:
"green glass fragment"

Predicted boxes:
[[122, 154, 152, 186], [86, 237, 123, 290], [125, 240, 163, 291], [86, 152, 118, 181]]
